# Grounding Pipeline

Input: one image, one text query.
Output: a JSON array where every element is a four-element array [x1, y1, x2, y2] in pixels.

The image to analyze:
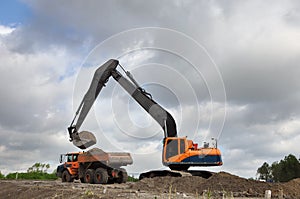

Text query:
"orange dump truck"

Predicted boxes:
[[56, 148, 133, 184]]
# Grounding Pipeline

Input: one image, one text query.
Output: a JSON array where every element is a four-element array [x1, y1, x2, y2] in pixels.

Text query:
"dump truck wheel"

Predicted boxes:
[[62, 170, 73, 183], [84, 169, 95, 184], [94, 168, 108, 184], [116, 169, 128, 184]]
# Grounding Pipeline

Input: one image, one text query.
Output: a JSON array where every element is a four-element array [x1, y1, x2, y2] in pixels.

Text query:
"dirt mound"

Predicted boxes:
[[133, 171, 300, 198], [2, 172, 300, 198], [282, 178, 300, 198], [202, 172, 281, 197], [132, 176, 206, 194]]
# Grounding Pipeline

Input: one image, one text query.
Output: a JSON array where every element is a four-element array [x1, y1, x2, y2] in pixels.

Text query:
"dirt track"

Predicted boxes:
[[1, 172, 300, 198]]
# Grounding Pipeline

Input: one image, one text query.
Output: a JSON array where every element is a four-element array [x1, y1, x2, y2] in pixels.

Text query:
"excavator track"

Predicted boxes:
[[139, 170, 213, 180]]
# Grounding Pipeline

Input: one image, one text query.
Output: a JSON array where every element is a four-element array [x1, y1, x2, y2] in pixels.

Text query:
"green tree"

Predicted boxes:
[[33, 162, 41, 173], [45, 164, 50, 173], [258, 154, 300, 182], [273, 154, 300, 182], [271, 161, 281, 182], [27, 162, 45, 173], [257, 162, 271, 181], [0, 171, 5, 179]]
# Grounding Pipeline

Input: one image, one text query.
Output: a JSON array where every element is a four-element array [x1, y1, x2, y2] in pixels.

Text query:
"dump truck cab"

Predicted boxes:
[[57, 152, 81, 177], [56, 152, 80, 182]]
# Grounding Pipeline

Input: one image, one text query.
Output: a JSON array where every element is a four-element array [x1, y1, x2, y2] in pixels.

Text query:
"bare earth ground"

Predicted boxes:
[[1, 172, 300, 199]]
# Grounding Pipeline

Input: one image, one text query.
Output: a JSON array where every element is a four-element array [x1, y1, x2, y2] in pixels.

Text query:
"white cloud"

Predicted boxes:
[[0, 28, 81, 174], [0, 25, 15, 35]]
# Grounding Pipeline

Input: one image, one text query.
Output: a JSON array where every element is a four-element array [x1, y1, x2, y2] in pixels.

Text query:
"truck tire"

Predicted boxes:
[[84, 169, 95, 184], [62, 170, 73, 183], [116, 169, 128, 183], [94, 168, 108, 184]]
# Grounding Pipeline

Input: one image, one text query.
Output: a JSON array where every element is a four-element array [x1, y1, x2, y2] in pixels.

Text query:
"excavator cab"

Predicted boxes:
[[163, 137, 222, 170]]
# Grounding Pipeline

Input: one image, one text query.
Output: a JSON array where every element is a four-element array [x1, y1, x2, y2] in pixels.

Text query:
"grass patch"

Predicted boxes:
[[5, 172, 58, 180]]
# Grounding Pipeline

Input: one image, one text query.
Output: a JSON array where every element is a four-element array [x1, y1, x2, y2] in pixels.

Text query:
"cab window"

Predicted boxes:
[[179, 139, 185, 154], [67, 154, 72, 162], [166, 139, 178, 159], [73, 154, 78, 162]]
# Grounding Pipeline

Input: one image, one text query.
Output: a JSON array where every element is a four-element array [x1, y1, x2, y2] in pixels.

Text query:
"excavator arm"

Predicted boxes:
[[68, 59, 177, 149], [68, 59, 118, 149]]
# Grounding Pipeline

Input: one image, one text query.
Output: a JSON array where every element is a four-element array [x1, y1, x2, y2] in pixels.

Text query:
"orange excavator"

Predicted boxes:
[[67, 59, 222, 178]]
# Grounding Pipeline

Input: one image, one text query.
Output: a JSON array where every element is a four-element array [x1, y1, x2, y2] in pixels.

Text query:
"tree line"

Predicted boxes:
[[257, 154, 300, 182], [0, 162, 57, 180]]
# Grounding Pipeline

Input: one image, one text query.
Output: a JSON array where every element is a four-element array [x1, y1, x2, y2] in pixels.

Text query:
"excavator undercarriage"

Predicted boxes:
[[139, 170, 214, 180]]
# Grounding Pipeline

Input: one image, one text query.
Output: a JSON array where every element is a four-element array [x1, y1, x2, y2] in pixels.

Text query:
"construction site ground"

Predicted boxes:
[[1, 171, 300, 199]]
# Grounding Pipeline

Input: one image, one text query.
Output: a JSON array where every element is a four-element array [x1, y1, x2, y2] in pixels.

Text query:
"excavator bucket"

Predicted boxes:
[[72, 131, 97, 149]]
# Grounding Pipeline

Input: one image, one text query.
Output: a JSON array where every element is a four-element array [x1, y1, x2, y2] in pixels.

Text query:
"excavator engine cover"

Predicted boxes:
[[72, 131, 97, 149]]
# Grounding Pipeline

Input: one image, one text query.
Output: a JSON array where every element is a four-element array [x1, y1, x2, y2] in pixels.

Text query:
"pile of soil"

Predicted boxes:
[[281, 178, 300, 198], [1, 171, 300, 198], [133, 171, 300, 198]]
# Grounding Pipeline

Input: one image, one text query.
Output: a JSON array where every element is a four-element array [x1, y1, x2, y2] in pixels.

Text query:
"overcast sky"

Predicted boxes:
[[0, 0, 300, 178]]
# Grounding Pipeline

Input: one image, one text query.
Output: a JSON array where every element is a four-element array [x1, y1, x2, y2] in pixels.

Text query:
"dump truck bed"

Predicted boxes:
[[78, 147, 133, 167]]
